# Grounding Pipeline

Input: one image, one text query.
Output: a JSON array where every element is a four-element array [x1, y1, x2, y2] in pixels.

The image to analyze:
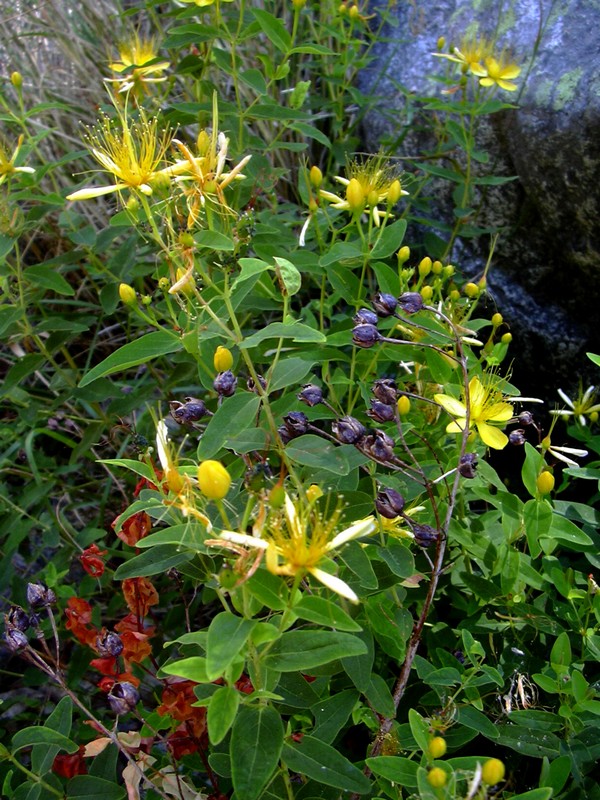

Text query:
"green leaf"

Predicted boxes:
[[378, 543, 414, 578], [11, 727, 77, 755], [269, 357, 316, 392], [284, 435, 350, 474], [510, 791, 553, 800], [294, 595, 362, 631], [31, 696, 72, 775], [263, 630, 366, 671], [540, 755, 571, 793], [79, 331, 182, 387], [456, 705, 499, 739], [311, 690, 358, 743], [194, 230, 234, 250], [273, 256, 301, 296], [342, 630, 374, 692], [113, 545, 194, 579], [365, 756, 419, 787], [66, 776, 126, 799], [550, 631, 572, 670], [524, 499, 552, 559], [371, 219, 407, 259], [25, 265, 74, 296], [408, 709, 430, 753], [246, 569, 289, 611], [160, 657, 209, 683], [230, 705, 284, 800], [283, 736, 370, 794], [232, 257, 271, 290], [544, 514, 593, 549], [522, 442, 544, 497], [133, 522, 207, 551], [252, 9, 292, 53], [365, 674, 395, 717], [208, 686, 240, 745], [98, 459, 157, 484], [587, 351, 600, 367], [197, 393, 261, 459], [494, 724, 561, 757], [240, 322, 325, 349], [206, 613, 256, 680]]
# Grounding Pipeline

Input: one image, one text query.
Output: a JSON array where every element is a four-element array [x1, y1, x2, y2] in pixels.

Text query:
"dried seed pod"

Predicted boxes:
[[26, 582, 56, 609], [96, 630, 124, 658], [6, 606, 30, 632], [375, 488, 405, 518], [332, 416, 366, 445], [298, 384, 324, 407], [458, 453, 478, 478], [108, 682, 140, 715], [518, 411, 534, 426], [366, 400, 396, 423], [372, 291, 398, 317], [247, 374, 267, 393], [398, 291, 424, 314], [352, 323, 381, 348], [411, 523, 439, 547], [372, 378, 398, 405], [5, 628, 28, 652], [170, 397, 210, 425], [509, 429, 527, 446], [283, 411, 309, 436], [362, 430, 396, 462], [213, 370, 237, 397], [353, 308, 379, 326]]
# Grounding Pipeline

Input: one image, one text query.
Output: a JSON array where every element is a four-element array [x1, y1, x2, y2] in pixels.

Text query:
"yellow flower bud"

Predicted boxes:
[[541, 436, 551, 452], [126, 196, 140, 213], [348, 4, 359, 19], [478, 276, 487, 290], [306, 484, 323, 503], [436, 36, 446, 51], [501, 332, 512, 344], [292, 0, 307, 7], [309, 165, 323, 188], [397, 395, 411, 415], [141, 294, 152, 306], [428, 737, 447, 759], [269, 485, 286, 508], [197, 460, 231, 500], [196, 130, 210, 156], [387, 179, 402, 204], [367, 188, 379, 207], [421, 285, 433, 301], [449, 289, 460, 301], [418, 256, 432, 277], [432, 260, 443, 274], [346, 178, 365, 212], [11, 71, 23, 90], [338, 2, 347, 13], [178, 232, 195, 248], [158, 277, 170, 291], [464, 282, 479, 298], [149, 171, 171, 194], [214, 345, 233, 372], [590, 410, 599, 423], [308, 197, 319, 213], [491, 312, 503, 327], [165, 467, 185, 495], [119, 283, 137, 306], [536, 471, 555, 495], [397, 245, 410, 264], [481, 758, 505, 786], [427, 767, 447, 788]]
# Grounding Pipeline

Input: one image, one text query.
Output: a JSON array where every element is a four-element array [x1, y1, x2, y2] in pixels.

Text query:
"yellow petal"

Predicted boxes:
[[308, 567, 358, 603], [476, 422, 508, 449], [485, 401, 514, 422], [446, 419, 467, 433], [327, 516, 376, 550], [434, 393, 467, 418], [66, 184, 123, 201]]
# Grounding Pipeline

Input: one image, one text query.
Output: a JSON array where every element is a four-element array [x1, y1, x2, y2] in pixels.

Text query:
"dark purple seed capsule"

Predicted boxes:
[[412, 523, 439, 547], [372, 378, 398, 405], [509, 429, 527, 446], [108, 682, 140, 715], [458, 453, 478, 478], [375, 489, 405, 519], [26, 582, 56, 609], [372, 291, 398, 317], [283, 411, 309, 436], [96, 631, 124, 658], [398, 292, 424, 314], [5, 628, 28, 652], [298, 384, 324, 407], [518, 411, 534, 426], [170, 398, 209, 424], [332, 416, 366, 445], [353, 308, 379, 326], [7, 606, 30, 632], [213, 370, 237, 397], [278, 425, 294, 444], [362, 430, 395, 462], [367, 400, 396, 423], [247, 374, 267, 393], [352, 324, 381, 348]]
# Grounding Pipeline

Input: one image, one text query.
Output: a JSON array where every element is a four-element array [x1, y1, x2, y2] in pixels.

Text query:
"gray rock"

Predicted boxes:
[[359, 0, 600, 399]]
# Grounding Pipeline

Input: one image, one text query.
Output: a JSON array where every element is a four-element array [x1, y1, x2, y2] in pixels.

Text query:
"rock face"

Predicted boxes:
[[359, 0, 600, 400]]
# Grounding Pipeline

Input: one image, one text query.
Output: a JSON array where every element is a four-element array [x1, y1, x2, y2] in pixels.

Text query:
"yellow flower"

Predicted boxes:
[[434, 375, 514, 449], [178, 0, 234, 5], [164, 94, 251, 226], [213, 495, 376, 602], [66, 110, 172, 202], [0, 135, 35, 186], [155, 420, 211, 525], [320, 154, 408, 226], [107, 32, 169, 94], [477, 53, 521, 91], [433, 33, 492, 75], [197, 460, 231, 500]]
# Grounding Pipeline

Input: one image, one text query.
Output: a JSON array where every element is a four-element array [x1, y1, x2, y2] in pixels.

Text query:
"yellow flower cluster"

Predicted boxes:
[[433, 33, 521, 92]]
